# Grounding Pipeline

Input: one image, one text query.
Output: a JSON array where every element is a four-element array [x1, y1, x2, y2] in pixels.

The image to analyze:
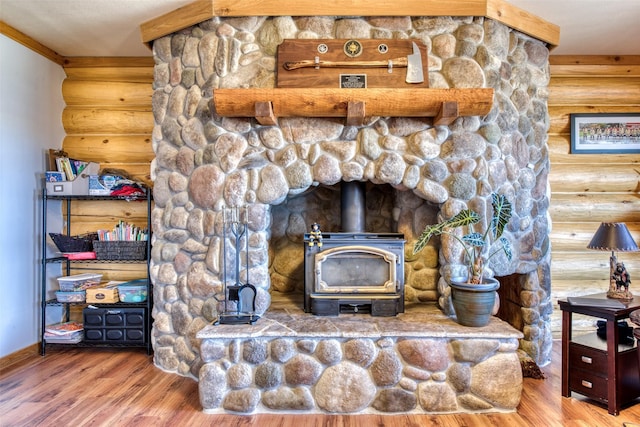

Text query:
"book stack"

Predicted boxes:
[[54, 157, 89, 181], [44, 321, 84, 344], [97, 220, 149, 242], [46, 149, 90, 182]]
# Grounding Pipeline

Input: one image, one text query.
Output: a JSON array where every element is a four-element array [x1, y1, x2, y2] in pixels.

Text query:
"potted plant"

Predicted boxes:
[[413, 193, 513, 326]]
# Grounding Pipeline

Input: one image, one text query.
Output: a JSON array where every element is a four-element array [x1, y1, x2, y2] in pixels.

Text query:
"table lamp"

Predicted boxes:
[[587, 222, 638, 300]]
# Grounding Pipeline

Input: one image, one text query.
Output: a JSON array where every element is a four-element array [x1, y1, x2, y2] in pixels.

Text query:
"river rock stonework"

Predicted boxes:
[[196, 303, 524, 414], [150, 14, 553, 412]]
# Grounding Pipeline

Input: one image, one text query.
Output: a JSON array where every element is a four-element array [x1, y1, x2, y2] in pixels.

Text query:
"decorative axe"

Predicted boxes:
[[283, 41, 425, 84]]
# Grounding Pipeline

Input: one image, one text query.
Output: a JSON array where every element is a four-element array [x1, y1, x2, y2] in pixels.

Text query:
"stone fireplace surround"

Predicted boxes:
[[148, 11, 554, 414]]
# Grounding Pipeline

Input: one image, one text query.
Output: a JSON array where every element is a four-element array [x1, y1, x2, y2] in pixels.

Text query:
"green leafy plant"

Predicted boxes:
[[413, 193, 513, 284]]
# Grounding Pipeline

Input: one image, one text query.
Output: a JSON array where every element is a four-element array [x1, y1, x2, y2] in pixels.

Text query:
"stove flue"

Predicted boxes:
[[341, 181, 365, 232]]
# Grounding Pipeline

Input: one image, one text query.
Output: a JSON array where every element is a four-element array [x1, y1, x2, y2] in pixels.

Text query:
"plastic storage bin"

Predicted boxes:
[[83, 307, 146, 344], [57, 273, 102, 291], [118, 279, 148, 303], [56, 291, 86, 302]]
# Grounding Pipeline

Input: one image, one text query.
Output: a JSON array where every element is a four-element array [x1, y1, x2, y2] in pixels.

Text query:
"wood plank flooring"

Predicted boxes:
[[1, 340, 639, 427]]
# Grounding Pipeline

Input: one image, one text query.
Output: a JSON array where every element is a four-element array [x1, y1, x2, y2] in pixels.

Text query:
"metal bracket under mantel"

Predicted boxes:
[[213, 87, 494, 126]]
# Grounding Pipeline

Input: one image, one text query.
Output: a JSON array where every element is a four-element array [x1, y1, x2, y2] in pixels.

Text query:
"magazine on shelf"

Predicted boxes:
[[45, 321, 83, 336]]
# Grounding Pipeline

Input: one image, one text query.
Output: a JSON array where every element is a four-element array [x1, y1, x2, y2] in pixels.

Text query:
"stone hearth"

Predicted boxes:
[[197, 294, 523, 414]]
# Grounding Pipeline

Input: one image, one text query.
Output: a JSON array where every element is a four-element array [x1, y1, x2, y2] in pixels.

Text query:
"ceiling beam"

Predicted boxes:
[[0, 20, 65, 65], [140, 0, 560, 48]]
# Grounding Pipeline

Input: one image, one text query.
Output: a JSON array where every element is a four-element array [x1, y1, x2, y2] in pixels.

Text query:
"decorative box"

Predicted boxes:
[[86, 284, 119, 304]]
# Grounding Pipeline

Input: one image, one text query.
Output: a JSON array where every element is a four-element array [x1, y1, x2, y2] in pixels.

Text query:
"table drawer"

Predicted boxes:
[[569, 342, 607, 375], [569, 368, 608, 401]]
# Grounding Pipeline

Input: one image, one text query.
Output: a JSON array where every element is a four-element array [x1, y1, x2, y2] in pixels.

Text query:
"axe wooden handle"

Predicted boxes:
[[284, 57, 408, 70]]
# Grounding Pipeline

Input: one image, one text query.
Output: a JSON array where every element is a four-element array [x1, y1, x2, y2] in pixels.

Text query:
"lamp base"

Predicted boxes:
[[607, 287, 633, 300]]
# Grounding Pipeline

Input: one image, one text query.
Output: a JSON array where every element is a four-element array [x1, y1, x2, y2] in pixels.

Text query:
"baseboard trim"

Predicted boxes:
[[0, 343, 40, 373]]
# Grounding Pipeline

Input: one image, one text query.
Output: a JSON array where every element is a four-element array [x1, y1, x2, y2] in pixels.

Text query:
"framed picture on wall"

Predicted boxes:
[[570, 113, 640, 154]]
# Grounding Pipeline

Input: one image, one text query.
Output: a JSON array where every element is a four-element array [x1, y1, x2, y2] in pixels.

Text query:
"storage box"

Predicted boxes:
[[57, 273, 103, 291], [83, 307, 146, 344], [86, 283, 119, 304], [56, 291, 86, 303], [45, 162, 100, 196], [89, 174, 126, 196], [118, 279, 148, 303]]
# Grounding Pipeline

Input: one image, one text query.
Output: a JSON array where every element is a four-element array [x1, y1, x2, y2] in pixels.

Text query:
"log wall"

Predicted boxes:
[[61, 57, 154, 184], [60, 58, 154, 281], [548, 56, 640, 333], [60, 55, 640, 331]]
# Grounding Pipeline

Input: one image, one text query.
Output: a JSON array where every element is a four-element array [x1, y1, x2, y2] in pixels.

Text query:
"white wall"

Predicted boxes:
[[0, 35, 66, 358]]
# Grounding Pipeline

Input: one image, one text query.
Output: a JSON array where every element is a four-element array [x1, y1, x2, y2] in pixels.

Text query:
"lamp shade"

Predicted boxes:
[[587, 222, 639, 252]]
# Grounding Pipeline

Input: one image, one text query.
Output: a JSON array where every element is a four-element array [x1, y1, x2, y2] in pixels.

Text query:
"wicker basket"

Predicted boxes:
[[50, 233, 98, 253], [93, 241, 147, 260]]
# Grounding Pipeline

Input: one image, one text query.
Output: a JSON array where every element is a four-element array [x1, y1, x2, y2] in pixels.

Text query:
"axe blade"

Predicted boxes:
[[406, 42, 424, 84]]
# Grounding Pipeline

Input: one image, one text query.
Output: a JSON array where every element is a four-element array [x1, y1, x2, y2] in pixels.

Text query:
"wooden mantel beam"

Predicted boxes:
[[213, 88, 494, 123], [140, 0, 560, 49]]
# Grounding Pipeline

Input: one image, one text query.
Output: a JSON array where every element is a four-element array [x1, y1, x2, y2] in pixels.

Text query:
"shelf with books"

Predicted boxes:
[[40, 186, 153, 356]]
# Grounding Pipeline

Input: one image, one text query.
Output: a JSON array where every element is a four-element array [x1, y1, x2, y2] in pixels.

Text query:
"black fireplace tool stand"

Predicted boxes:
[[215, 207, 260, 325]]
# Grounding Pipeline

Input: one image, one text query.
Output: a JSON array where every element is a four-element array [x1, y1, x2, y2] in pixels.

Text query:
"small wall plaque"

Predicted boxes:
[[340, 74, 367, 88]]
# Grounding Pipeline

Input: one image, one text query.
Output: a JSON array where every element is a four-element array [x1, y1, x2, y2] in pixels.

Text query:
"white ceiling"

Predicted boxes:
[[1, 0, 639, 57]]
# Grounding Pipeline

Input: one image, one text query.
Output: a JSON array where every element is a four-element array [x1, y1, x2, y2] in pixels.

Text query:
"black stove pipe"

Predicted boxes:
[[341, 181, 366, 232]]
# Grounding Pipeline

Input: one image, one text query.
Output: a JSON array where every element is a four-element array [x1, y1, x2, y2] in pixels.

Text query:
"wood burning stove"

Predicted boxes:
[[303, 181, 405, 316], [304, 232, 405, 316]]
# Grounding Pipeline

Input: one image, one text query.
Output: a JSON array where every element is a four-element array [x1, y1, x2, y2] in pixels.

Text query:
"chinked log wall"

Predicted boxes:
[[60, 57, 154, 282], [60, 55, 640, 333], [547, 55, 640, 334]]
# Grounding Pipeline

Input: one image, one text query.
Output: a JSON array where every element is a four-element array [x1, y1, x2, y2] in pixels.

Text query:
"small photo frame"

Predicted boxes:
[[570, 113, 640, 154]]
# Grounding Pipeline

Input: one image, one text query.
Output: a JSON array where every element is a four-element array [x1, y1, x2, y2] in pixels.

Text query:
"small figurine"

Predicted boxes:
[[308, 223, 323, 247], [608, 256, 633, 300], [613, 261, 631, 293]]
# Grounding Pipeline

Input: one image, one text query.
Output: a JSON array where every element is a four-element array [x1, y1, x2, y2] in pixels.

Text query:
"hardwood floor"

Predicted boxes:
[[1, 340, 639, 427]]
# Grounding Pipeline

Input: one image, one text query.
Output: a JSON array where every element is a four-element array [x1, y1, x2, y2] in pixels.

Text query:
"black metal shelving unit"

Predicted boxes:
[[40, 188, 152, 355]]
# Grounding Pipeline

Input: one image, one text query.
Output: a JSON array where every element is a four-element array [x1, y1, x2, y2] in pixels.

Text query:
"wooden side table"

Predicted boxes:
[[559, 293, 640, 415]]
